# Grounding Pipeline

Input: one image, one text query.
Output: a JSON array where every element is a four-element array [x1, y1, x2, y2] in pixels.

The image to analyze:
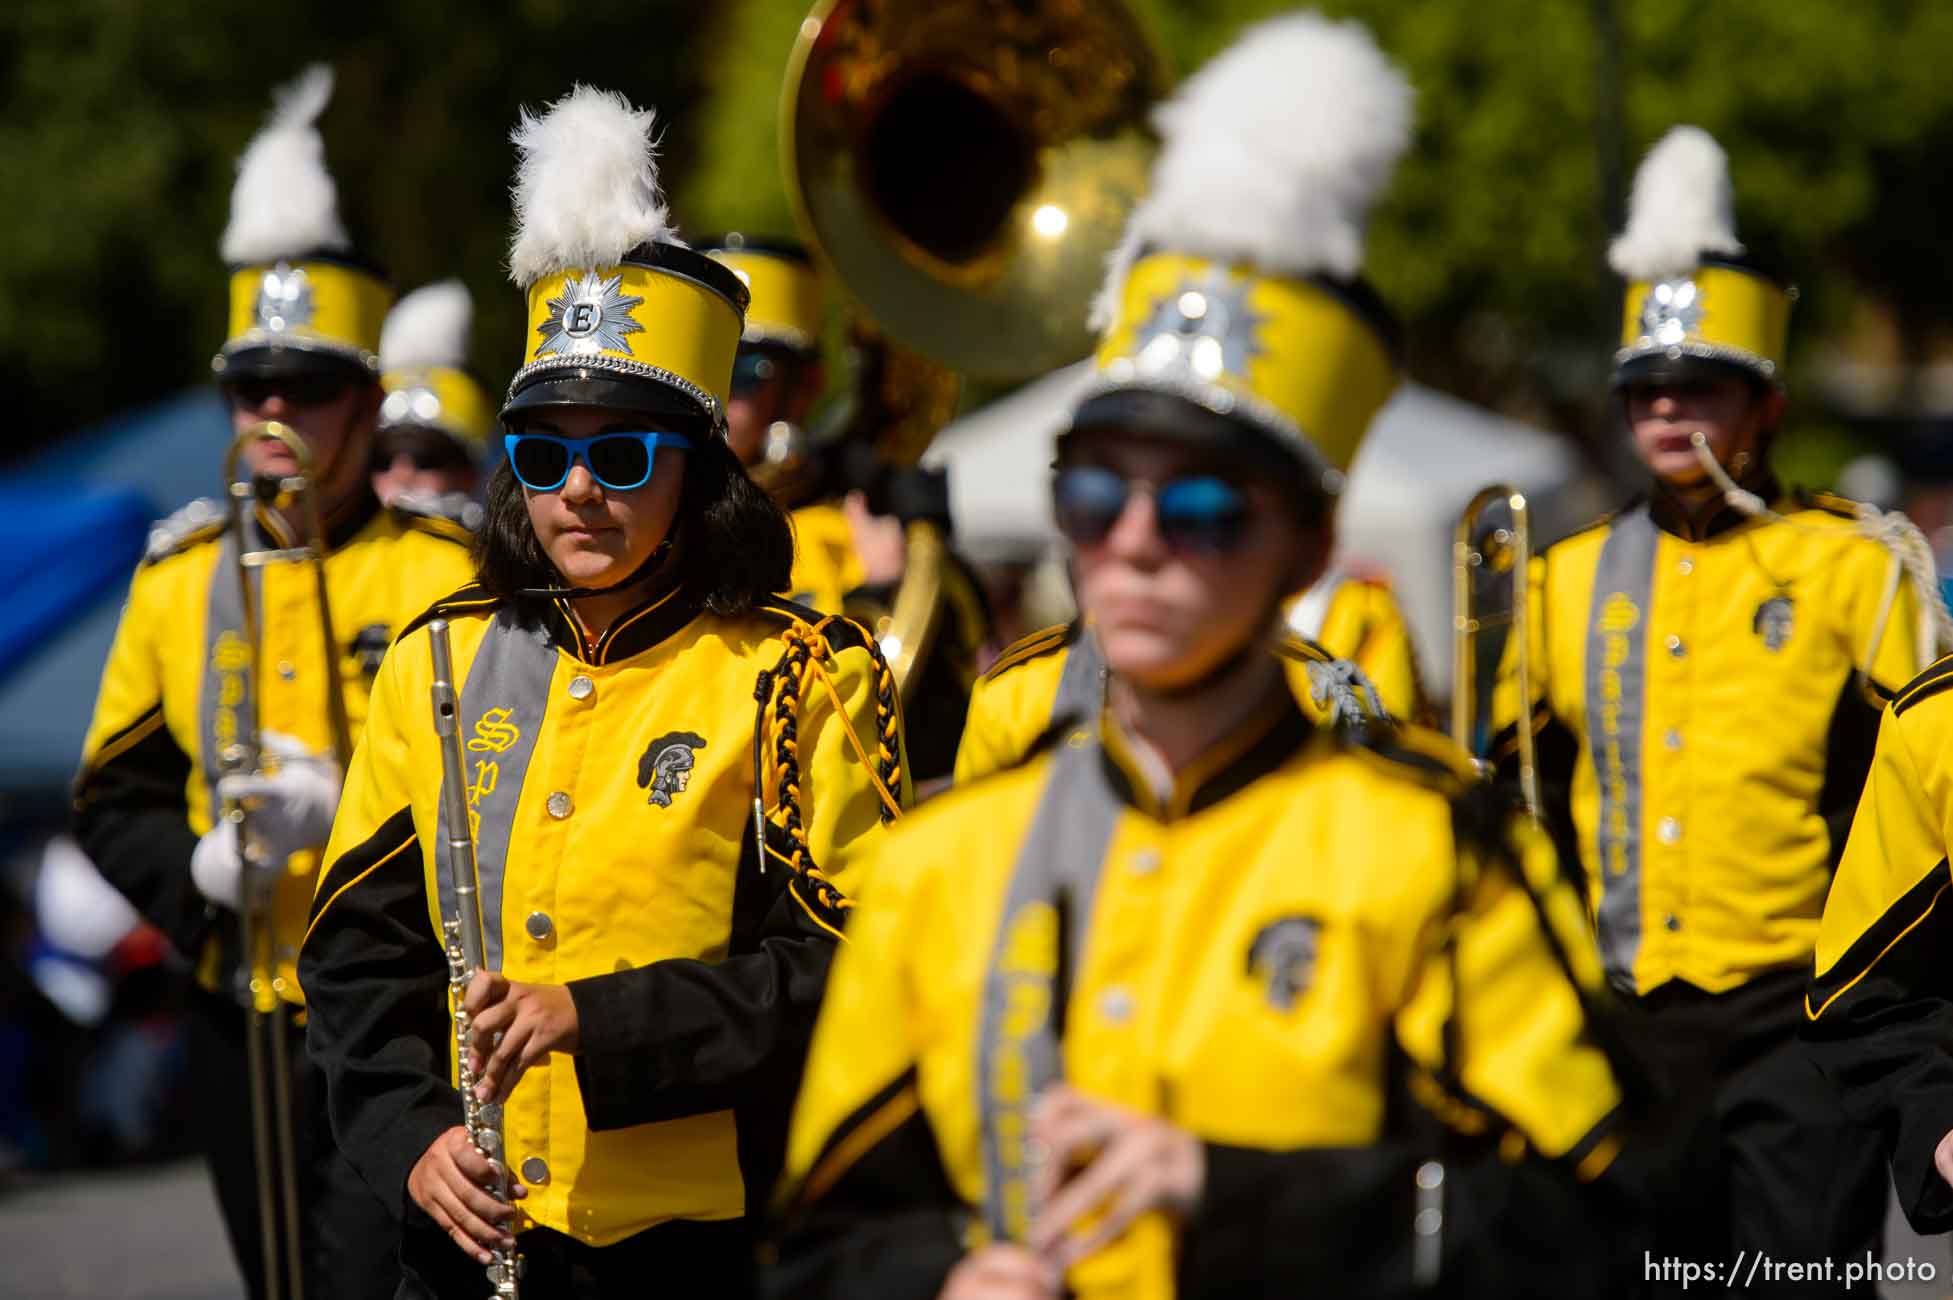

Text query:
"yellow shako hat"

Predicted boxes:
[[211, 66, 392, 384], [503, 86, 749, 431], [698, 234, 822, 356], [1609, 126, 1792, 390], [378, 280, 494, 457], [1071, 13, 1412, 497]]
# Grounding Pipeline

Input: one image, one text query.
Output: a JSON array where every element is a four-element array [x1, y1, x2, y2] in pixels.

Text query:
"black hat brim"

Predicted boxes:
[[501, 369, 716, 436], [1062, 387, 1317, 496], [1613, 350, 1775, 392], [215, 341, 375, 387]]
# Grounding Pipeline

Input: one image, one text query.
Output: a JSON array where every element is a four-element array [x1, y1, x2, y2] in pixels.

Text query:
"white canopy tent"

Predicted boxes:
[[926, 362, 1612, 701]]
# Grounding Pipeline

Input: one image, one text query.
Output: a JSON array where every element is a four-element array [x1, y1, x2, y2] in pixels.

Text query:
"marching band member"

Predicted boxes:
[[954, 563, 1427, 787], [772, 18, 1630, 1298], [298, 86, 907, 1298], [373, 279, 495, 530], [71, 67, 475, 1299], [1494, 127, 1937, 1285], [700, 234, 990, 783], [697, 235, 861, 613], [1805, 662, 1953, 1237]]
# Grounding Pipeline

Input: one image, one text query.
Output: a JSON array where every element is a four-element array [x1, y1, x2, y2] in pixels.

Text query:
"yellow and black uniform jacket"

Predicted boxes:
[[1806, 658, 1953, 1232], [297, 583, 908, 1248], [72, 492, 475, 1000], [952, 572, 1423, 787], [1495, 484, 1921, 997], [773, 702, 1626, 1299], [786, 502, 865, 615]]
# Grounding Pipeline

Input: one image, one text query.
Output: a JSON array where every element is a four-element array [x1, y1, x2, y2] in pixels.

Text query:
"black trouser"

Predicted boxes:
[[398, 1213, 755, 1300], [188, 986, 400, 1300], [1618, 967, 1888, 1298]]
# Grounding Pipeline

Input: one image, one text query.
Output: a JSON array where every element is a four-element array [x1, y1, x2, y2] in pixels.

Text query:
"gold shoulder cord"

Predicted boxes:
[[751, 617, 906, 909], [1689, 434, 1953, 681]]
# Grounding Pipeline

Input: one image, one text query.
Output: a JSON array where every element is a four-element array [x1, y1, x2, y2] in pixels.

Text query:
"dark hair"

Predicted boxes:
[[473, 435, 793, 617]]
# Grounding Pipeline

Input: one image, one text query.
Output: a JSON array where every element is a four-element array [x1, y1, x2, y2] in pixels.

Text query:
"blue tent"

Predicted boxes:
[[0, 389, 231, 800]]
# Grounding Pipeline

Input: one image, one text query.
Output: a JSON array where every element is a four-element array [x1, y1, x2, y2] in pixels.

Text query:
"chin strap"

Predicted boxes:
[[512, 538, 675, 602], [1690, 432, 1953, 667]]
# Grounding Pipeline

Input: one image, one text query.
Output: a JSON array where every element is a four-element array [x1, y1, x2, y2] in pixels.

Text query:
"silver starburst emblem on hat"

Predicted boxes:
[[536, 271, 645, 358], [1131, 273, 1265, 384], [1640, 277, 1704, 347], [254, 263, 315, 333], [379, 384, 443, 429]]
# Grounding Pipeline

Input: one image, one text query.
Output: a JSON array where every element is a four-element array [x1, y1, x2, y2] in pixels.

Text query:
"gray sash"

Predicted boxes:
[[975, 728, 1122, 1242], [1050, 627, 1107, 727], [1584, 505, 1657, 986], [432, 611, 558, 971]]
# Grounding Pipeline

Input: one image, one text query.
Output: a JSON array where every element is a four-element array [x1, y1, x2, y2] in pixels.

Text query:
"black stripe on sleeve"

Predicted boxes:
[[1807, 858, 1951, 1021], [764, 1066, 963, 1300], [297, 806, 458, 1219]]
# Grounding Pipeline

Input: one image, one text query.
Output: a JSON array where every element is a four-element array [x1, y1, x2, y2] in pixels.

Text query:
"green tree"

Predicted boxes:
[[0, 0, 716, 451], [684, 0, 1953, 448]]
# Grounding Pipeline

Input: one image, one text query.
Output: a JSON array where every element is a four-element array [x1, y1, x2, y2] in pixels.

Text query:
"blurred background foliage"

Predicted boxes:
[[3, 0, 1950, 470]]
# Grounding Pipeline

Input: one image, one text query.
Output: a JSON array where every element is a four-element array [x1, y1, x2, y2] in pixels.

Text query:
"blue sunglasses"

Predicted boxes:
[[1053, 465, 1251, 554], [503, 431, 694, 492]]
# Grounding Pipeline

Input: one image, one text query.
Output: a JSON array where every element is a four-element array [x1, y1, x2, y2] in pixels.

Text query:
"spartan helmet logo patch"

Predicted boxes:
[[1753, 594, 1794, 651], [536, 271, 645, 357], [1640, 277, 1704, 347], [1246, 916, 1321, 1012], [255, 262, 315, 333], [638, 730, 706, 808]]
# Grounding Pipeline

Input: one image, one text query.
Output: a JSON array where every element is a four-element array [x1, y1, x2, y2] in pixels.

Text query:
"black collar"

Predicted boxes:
[[1646, 471, 1782, 541], [540, 578, 705, 666], [1097, 693, 1314, 821]]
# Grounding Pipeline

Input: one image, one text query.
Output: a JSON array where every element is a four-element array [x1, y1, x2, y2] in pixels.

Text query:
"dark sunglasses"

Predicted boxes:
[[503, 431, 693, 493], [371, 441, 470, 475], [226, 373, 352, 409], [1053, 465, 1252, 554], [729, 351, 783, 399]]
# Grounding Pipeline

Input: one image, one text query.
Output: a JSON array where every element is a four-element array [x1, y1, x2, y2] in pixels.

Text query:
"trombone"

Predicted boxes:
[[217, 419, 352, 1300], [1452, 485, 1541, 820]]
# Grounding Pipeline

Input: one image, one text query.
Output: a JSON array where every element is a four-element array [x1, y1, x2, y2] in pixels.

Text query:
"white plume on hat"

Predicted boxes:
[[380, 280, 473, 371], [1608, 125, 1744, 282], [508, 85, 672, 288], [220, 64, 350, 265], [1092, 12, 1414, 327]]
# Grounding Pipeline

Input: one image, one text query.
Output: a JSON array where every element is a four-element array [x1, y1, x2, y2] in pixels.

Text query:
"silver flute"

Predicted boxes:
[[429, 618, 522, 1298]]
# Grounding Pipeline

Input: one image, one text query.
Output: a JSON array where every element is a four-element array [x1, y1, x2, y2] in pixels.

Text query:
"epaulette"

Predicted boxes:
[[388, 493, 478, 543], [142, 497, 226, 565], [1893, 652, 1953, 717], [1348, 720, 1479, 793], [980, 620, 1080, 684], [396, 583, 505, 645]]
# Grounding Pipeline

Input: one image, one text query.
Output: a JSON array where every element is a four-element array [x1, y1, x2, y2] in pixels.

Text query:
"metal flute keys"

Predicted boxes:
[[428, 618, 523, 1298]]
